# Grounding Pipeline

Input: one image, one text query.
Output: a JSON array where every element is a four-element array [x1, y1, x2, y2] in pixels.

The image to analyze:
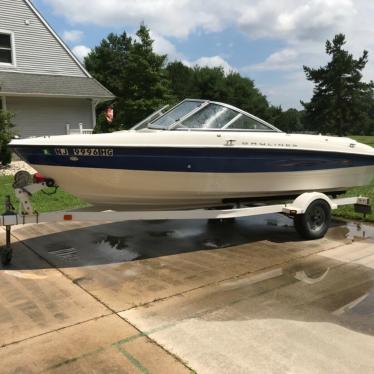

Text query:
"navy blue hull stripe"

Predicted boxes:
[[12, 145, 374, 173]]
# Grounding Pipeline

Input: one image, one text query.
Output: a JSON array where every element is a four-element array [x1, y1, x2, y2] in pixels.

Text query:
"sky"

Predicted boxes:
[[32, 0, 374, 109]]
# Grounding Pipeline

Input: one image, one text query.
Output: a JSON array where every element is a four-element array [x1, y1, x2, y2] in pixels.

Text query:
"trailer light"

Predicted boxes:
[[33, 172, 45, 183], [63, 215, 73, 221]]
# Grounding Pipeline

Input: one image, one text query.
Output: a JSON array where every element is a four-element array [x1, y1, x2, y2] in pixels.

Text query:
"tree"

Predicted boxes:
[[166, 61, 198, 101], [0, 111, 15, 166], [223, 72, 270, 121], [272, 108, 304, 133], [301, 33, 374, 135], [85, 25, 173, 131]]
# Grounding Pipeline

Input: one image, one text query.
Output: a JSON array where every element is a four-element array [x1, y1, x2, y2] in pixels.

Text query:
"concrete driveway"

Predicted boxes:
[[1, 214, 374, 373]]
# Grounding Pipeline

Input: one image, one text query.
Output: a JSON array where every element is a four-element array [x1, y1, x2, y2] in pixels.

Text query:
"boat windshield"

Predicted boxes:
[[180, 104, 237, 129], [147, 99, 279, 132], [149, 100, 203, 129]]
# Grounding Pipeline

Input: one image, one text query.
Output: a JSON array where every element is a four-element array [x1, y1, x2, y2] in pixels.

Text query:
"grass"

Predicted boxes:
[[334, 135, 374, 222], [349, 135, 374, 148], [0, 175, 88, 214], [333, 181, 374, 222], [1, 135, 374, 221]]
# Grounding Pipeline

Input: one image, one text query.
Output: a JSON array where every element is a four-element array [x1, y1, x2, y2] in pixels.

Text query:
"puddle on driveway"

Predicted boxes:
[[95, 235, 132, 250], [344, 222, 374, 241], [19, 214, 374, 268], [95, 236, 140, 261], [327, 221, 374, 242], [90, 217, 372, 261], [86, 216, 292, 261]]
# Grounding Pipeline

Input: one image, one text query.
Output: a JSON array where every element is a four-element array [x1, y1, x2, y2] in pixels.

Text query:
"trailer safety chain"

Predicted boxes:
[[41, 186, 59, 195], [4, 195, 15, 214]]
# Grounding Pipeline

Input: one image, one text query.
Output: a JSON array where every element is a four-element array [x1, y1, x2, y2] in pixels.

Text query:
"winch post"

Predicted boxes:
[[1, 225, 13, 266], [1, 196, 15, 266]]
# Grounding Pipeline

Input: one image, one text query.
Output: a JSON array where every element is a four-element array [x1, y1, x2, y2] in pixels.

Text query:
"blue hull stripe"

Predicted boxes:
[[12, 145, 374, 173]]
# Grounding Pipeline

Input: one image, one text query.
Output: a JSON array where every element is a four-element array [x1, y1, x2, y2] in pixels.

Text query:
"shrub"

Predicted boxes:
[[0, 111, 15, 166]]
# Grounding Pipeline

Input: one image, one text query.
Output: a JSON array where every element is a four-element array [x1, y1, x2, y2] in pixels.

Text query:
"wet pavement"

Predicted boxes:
[[1, 214, 374, 373]]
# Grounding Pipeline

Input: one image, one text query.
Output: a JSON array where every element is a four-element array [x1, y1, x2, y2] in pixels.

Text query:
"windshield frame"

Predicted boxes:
[[147, 99, 281, 132], [130, 105, 170, 130]]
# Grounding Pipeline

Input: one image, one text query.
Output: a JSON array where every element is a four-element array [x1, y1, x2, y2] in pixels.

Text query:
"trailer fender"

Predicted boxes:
[[284, 192, 336, 215]]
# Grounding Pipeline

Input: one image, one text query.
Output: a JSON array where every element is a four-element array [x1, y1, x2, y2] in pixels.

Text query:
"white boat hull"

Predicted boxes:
[[32, 164, 374, 210]]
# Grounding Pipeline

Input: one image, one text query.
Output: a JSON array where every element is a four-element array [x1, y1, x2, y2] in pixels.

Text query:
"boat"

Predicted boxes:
[[9, 99, 374, 210]]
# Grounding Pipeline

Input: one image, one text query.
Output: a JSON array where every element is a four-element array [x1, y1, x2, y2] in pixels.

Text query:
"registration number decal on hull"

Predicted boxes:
[[54, 148, 114, 157]]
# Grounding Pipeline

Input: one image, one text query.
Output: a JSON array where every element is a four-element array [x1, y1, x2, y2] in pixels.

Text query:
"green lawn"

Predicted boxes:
[[0, 175, 88, 214], [350, 135, 374, 148], [333, 135, 374, 222]]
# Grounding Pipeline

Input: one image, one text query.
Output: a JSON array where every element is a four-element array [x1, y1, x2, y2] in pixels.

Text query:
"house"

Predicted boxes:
[[0, 0, 114, 137]]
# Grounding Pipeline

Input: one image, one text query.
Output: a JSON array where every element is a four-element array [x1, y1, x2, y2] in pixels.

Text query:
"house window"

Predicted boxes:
[[0, 32, 13, 65]]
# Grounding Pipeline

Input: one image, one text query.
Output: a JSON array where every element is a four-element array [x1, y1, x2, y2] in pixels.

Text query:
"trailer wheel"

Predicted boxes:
[[1, 246, 12, 266], [294, 199, 331, 240]]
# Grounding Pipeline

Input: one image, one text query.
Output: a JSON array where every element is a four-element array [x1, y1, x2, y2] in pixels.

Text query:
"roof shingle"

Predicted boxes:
[[0, 71, 115, 99]]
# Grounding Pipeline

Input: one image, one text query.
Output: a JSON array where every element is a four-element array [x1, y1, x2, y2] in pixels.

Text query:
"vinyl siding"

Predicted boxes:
[[0, 0, 86, 77], [7, 97, 93, 137]]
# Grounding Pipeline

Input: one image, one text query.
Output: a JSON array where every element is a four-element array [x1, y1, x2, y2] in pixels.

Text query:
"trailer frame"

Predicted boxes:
[[1, 179, 371, 266]]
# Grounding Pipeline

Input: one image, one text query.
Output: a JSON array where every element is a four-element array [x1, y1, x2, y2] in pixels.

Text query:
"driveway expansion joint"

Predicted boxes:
[[0, 313, 113, 349]]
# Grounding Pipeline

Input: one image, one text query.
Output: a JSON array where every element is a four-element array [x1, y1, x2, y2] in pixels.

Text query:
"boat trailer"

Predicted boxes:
[[0, 172, 371, 266]]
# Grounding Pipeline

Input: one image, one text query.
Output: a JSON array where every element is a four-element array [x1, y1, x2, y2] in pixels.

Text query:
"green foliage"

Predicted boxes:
[[85, 25, 174, 131], [302, 33, 374, 136], [224, 72, 271, 121], [272, 108, 305, 133], [166, 61, 198, 101], [0, 111, 15, 166]]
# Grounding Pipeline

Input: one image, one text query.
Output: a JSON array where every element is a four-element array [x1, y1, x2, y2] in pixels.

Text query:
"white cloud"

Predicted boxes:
[[72, 45, 91, 62], [62, 30, 83, 43], [238, 0, 355, 41], [191, 56, 234, 75], [150, 32, 184, 61], [149, 32, 233, 74], [244, 48, 299, 72]]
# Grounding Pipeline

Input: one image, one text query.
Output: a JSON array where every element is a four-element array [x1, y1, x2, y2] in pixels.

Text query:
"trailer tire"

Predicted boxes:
[[294, 199, 331, 240]]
